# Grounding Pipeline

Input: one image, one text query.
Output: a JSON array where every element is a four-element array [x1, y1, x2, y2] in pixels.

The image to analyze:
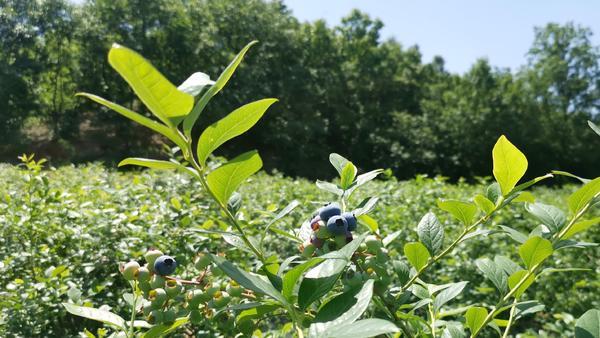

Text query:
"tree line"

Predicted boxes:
[[1, 0, 599, 179]]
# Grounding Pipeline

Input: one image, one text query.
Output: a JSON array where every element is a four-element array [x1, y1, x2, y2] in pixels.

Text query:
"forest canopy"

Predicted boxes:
[[1, 0, 599, 179]]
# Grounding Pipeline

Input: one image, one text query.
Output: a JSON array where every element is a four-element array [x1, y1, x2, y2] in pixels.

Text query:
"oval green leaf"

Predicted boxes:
[[492, 135, 528, 196], [206, 151, 263, 205], [518, 236, 553, 270], [404, 242, 431, 271]]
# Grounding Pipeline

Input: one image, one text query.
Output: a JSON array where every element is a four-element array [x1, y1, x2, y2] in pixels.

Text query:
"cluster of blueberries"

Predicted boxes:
[[120, 250, 248, 328], [301, 202, 358, 257]]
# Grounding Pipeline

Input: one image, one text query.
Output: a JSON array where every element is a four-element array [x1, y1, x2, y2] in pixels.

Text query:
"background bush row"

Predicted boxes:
[[2, 0, 600, 179], [1, 163, 597, 336]]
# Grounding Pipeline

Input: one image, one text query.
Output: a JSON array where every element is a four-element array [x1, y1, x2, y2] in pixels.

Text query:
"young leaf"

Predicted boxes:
[[465, 307, 488, 334], [118, 158, 183, 171], [498, 225, 528, 244], [76, 93, 187, 150], [141, 317, 188, 338], [316, 180, 343, 196], [210, 255, 287, 305], [589, 120, 600, 137], [309, 280, 374, 336], [196, 98, 277, 165], [357, 214, 378, 233], [525, 203, 567, 233], [507, 270, 535, 298], [417, 212, 444, 255], [353, 197, 379, 217], [108, 44, 193, 124], [568, 177, 600, 215], [206, 151, 262, 205], [437, 200, 477, 226], [404, 242, 431, 271], [492, 135, 528, 196], [575, 309, 600, 338], [177, 72, 215, 96], [298, 233, 367, 309], [518, 236, 553, 270], [236, 304, 280, 323], [316, 319, 399, 338], [475, 258, 508, 294], [282, 258, 324, 301], [433, 281, 468, 311], [184, 41, 258, 136], [486, 183, 502, 205], [340, 162, 357, 190], [329, 153, 350, 177], [494, 255, 521, 276], [474, 194, 496, 215], [62, 303, 126, 330], [563, 217, 600, 239]]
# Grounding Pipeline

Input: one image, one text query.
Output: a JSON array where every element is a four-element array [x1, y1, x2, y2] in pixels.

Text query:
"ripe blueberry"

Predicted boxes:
[[326, 215, 348, 235], [319, 203, 341, 222], [154, 255, 177, 276], [342, 212, 357, 231]]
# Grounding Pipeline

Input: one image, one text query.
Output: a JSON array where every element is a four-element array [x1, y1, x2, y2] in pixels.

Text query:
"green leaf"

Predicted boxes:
[[437, 200, 478, 226], [210, 255, 287, 305], [184, 41, 258, 136], [317, 319, 399, 338], [498, 225, 528, 244], [492, 135, 528, 196], [552, 170, 591, 184], [575, 309, 600, 338], [513, 191, 536, 203], [475, 258, 507, 294], [416, 212, 444, 255], [353, 197, 379, 217], [309, 280, 374, 336], [564, 217, 600, 239], [474, 194, 496, 215], [525, 203, 567, 233], [441, 323, 466, 338], [465, 307, 488, 333], [196, 99, 277, 165], [177, 72, 214, 96], [76, 93, 186, 150], [316, 180, 343, 196], [108, 44, 193, 124], [329, 153, 350, 177], [281, 258, 323, 301], [236, 304, 280, 323], [206, 151, 262, 205], [62, 303, 125, 330], [518, 236, 553, 270], [589, 121, 600, 137], [404, 242, 431, 271], [340, 162, 357, 189], [357, 214, 378, 233], [486, 183, 502, 205], [507, 270, 535, 298], [433, 281, 468, 311], [118, 158, 181, 171], [568, 177, 600, 215], [494, 255, 521, 276], [298, 233, 367, 309], [142, 317, 188, 338]]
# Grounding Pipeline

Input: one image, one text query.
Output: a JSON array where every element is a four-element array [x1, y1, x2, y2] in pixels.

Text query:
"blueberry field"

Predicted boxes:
[[1, 160, 599, 337], [3, 1, 600, 337]]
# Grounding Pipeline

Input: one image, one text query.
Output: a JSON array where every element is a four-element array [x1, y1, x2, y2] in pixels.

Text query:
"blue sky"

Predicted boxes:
[[284, 0, 600, 74]]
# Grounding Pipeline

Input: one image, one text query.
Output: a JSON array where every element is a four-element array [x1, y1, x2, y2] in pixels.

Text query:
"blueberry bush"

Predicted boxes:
[[1, 41, 599, 337]]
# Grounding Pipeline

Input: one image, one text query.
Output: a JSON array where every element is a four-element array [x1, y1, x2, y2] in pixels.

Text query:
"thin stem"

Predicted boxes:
[[501, 298, 518, 338], [428, 303, 436, 338], [129, 281, 137, 338]]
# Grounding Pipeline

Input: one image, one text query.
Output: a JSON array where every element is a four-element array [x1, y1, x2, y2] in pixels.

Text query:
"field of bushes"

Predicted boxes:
[[0, 162, 598, 337]]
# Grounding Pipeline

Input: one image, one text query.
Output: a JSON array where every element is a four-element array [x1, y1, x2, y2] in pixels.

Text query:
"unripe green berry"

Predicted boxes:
[[365, 235, 382, 254], [162, 309, 176, 323], [147, 310, 163, 324], [205, 285, 220, 298], [121, 261, 140, 281], [194, 254, 212, 271], [165, 280, 183, 298], [190, 310, 204, 325], [334, 234, 347, 249], [213, 291, 230, 308], [150, 275, 165, 289], [145, 249, 164, 273], [315, 226, 333, 239], [301, 243, 316, 258], [187, 289, 209, 308], [148, 288, 167, 308], [136, 266, 150, 283], [226, 284, 243, 298]]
